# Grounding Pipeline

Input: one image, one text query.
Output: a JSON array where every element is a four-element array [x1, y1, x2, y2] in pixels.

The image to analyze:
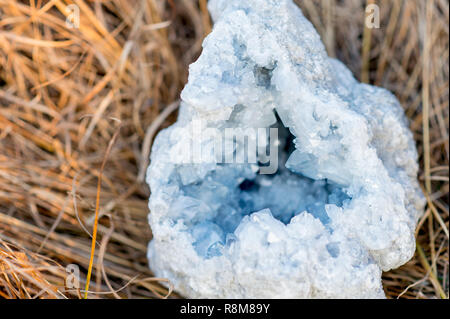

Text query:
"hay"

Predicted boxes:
[[0, 0, 448, 299]]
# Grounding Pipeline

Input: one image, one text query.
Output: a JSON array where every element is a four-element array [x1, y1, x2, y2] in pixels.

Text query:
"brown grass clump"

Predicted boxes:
[[0, 0, 448, 299]]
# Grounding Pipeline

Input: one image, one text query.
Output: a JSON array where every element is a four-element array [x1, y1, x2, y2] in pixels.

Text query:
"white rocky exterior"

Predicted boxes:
[[146, 0, 424, 298]]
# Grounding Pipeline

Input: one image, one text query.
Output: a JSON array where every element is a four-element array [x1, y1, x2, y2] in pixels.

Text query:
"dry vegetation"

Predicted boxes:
[[0, 0, 448, 299]]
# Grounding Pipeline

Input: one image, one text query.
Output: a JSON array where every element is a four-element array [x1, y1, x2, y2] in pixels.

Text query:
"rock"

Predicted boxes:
[[146, 0, 424, 298]]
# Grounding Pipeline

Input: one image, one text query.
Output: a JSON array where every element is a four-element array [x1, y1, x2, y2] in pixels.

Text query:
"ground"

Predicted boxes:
[[0, 0, 448, 299]]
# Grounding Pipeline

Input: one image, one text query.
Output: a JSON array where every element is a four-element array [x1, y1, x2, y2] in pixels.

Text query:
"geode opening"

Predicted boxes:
[[181, 115, 350, 259]]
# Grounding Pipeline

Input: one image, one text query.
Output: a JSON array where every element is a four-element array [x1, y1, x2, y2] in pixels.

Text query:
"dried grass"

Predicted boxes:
[[0, 0, 448, 299]]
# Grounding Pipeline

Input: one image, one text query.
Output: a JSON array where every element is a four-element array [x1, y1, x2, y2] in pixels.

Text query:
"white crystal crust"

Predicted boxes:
[[146, 0, 424, 298]]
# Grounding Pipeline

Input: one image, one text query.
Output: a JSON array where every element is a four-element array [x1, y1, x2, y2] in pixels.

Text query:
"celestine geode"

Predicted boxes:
[[146, 0, 425, 298]]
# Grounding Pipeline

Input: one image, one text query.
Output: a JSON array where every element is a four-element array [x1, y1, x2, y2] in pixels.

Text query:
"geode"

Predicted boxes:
[[146, 0, 424, 298]]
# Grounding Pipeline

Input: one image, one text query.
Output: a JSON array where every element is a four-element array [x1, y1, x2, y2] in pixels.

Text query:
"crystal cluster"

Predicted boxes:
[[146, 0, 424, 298]]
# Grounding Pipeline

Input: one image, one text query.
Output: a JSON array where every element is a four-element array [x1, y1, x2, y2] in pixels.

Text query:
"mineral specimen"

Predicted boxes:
[[146, 0, 424, 298]]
